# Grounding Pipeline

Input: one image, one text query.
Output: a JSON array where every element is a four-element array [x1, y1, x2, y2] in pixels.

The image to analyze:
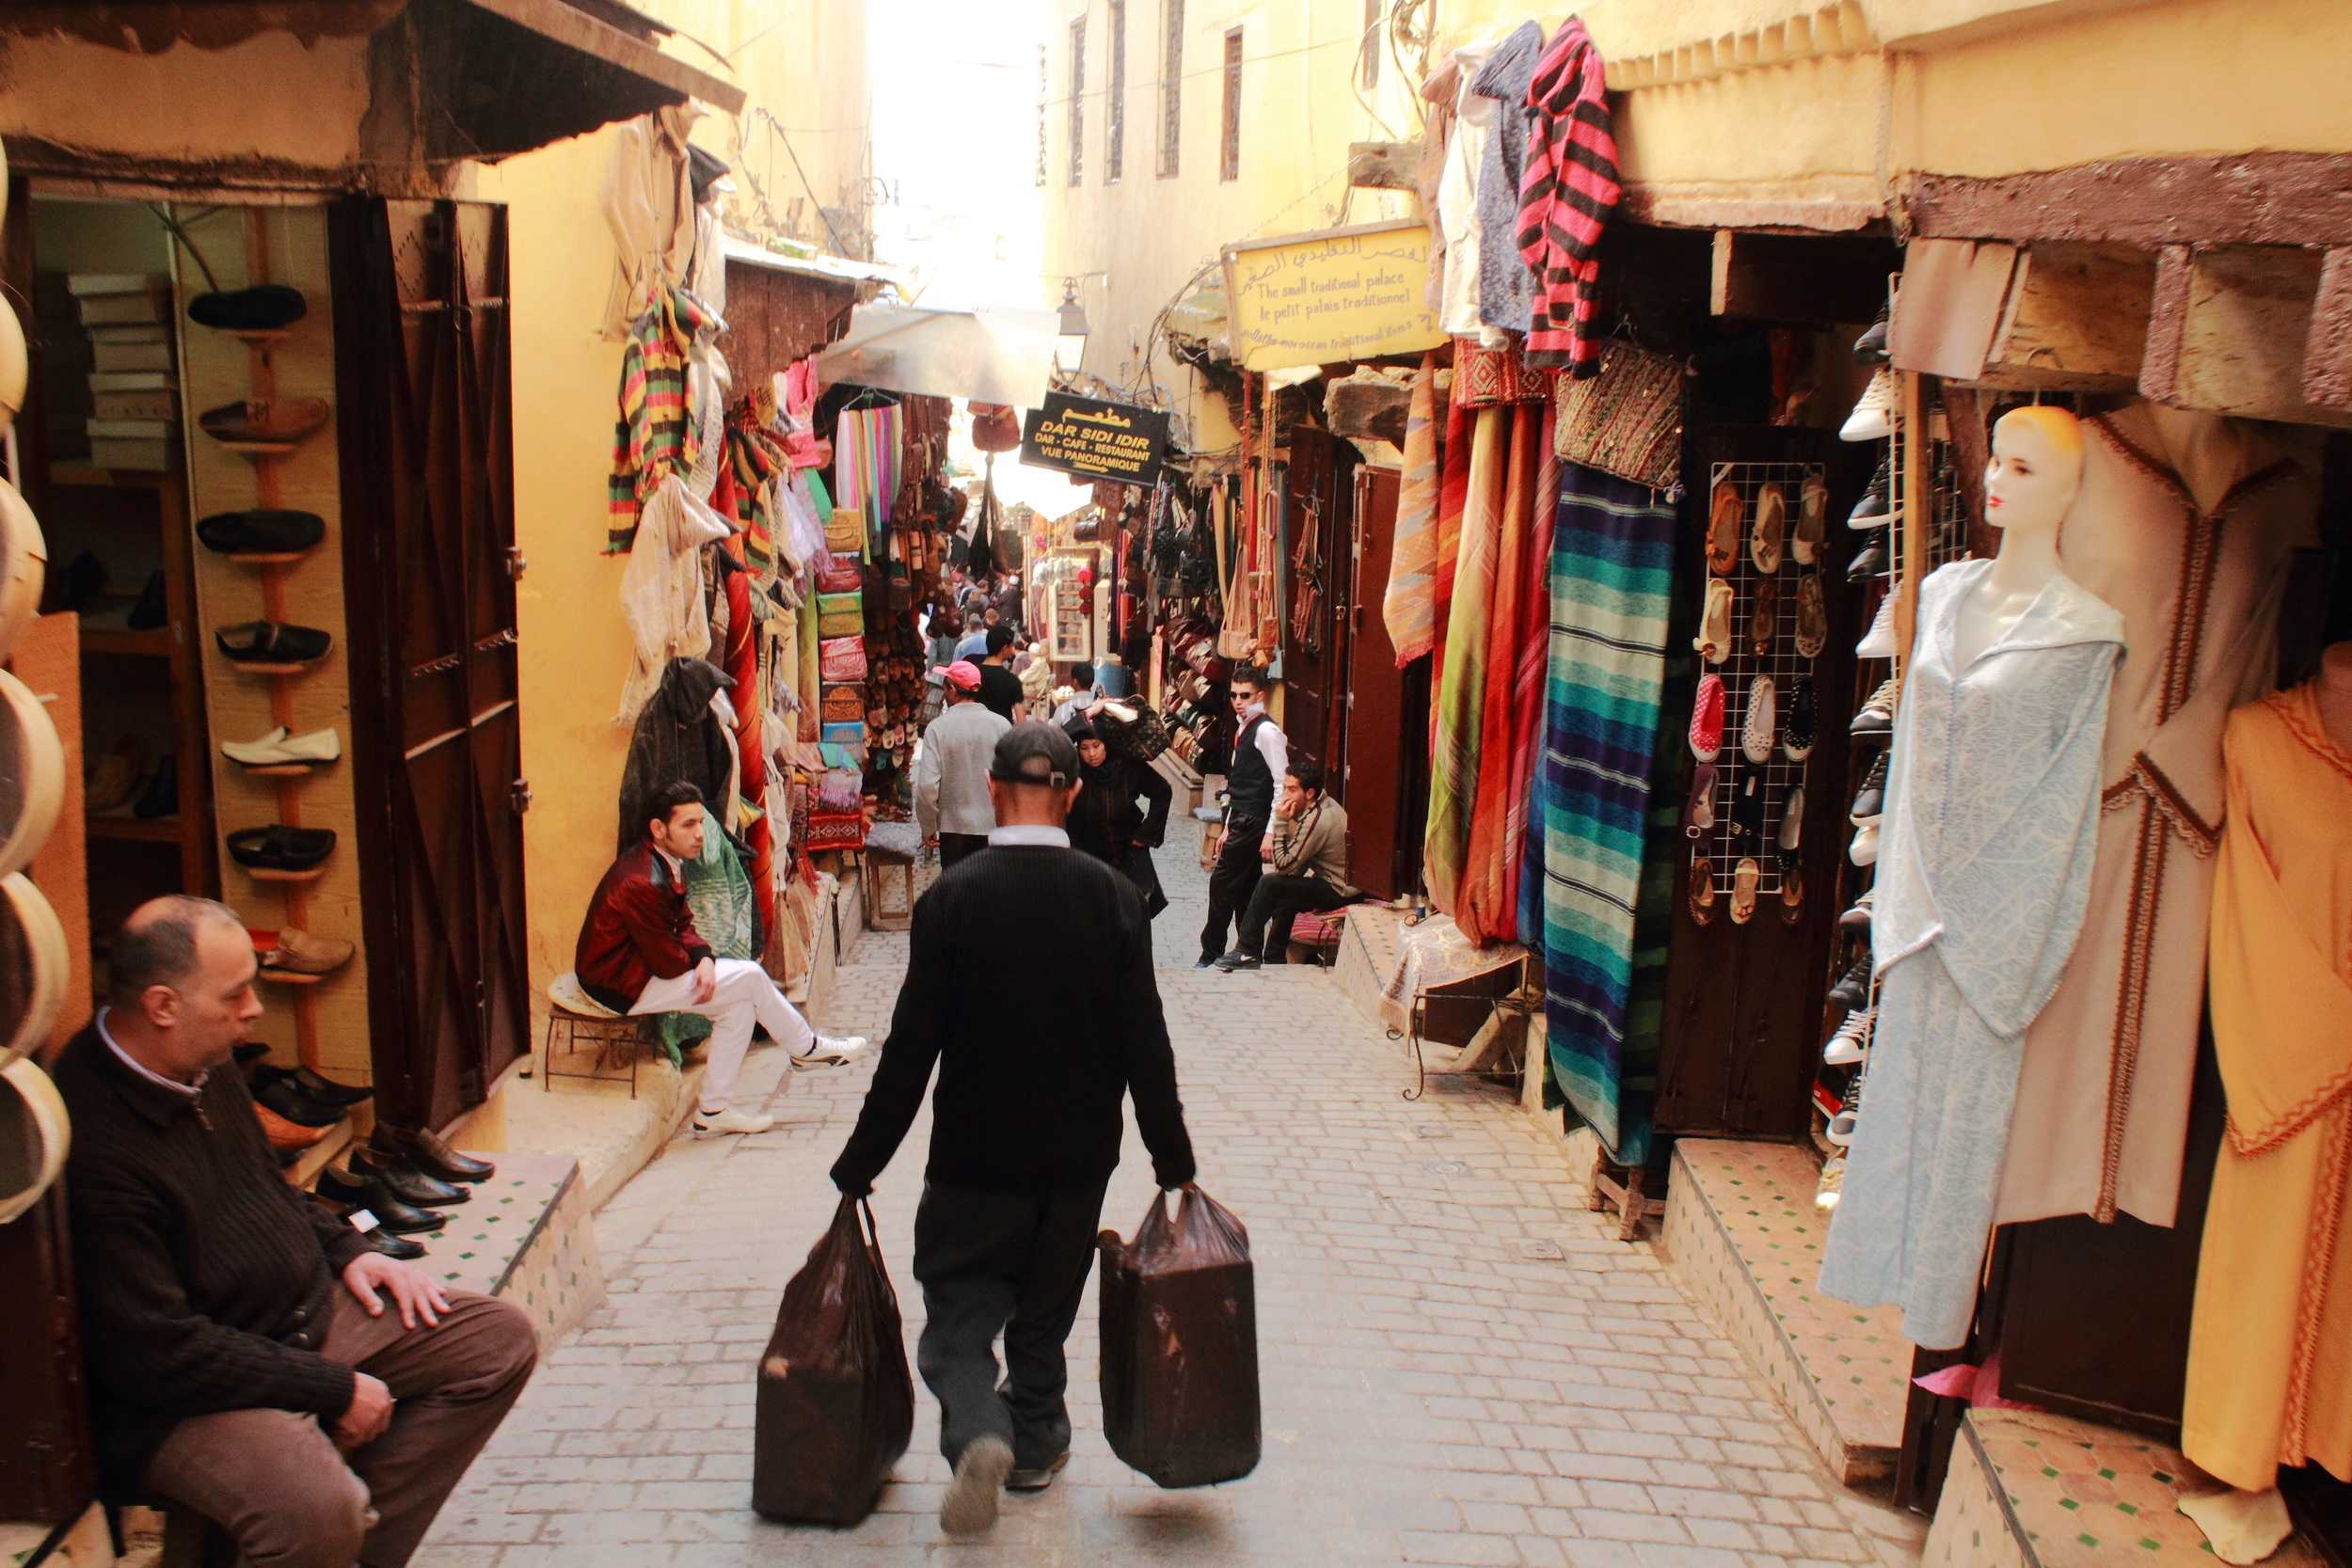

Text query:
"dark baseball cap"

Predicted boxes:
[[990, 721, 1079, 789]]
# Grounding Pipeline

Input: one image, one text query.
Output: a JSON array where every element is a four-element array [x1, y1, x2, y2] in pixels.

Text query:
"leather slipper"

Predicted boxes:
[[1683, 761, 1717, 838], [1749, 575, 1779, 657], [1688, 844, 1715, 927], [227, 824, 337, 872], [1730, 857, 1760, 925], [1750, 483, 1786, 574], [1707, 481, 1741, 577], [215, 620, 333, 665], [197, 509, 326, 557], [1795, 570, 1827, 657], [1693, 578, 1733, 665]]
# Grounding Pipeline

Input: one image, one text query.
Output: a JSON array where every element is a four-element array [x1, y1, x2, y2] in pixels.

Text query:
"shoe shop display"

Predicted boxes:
[[1783, 674, 1817, 760], [253, 1069, 345, 1128], [1748, 575, 1779, 657], [1728, 770, 1768, 845], [1827, 954, 1874, 1009], [227, 823, 337, 873], [196, 508, 325, 557], [1851, 675, 1901, 738], [131, 754, 177, 819], [1825, 1069, 1864, 1147], [365, 1229, 428, 1261], [215, 619, 333, 666], [1683, 760, 1717, 836], [1850, 820, 1881, 865], [1823, 1007, 1875, 1066], [1793, 473, 1828, 565], [1750, 483, 1785, 574], [1839, 887, 1875, 932], [1729, 856, 1760, 924], [1794, 570, 1826, 658], [315, 1164, 448, 1233], [1689, 673, 1724, 762], [126, 569, 166, 630], [1855, 592, 1897, 658], [1693, 578, 1733, 664], [1853, 305, 1889, 365], [1849, 456, 1891, 528], [1741, 675, 1776, 765], [1847, 539, 1888, 584], [371, 1122, 495, 1184], [222, 725, 341, 770], [286, 1064, 372, 1106], [1707, 480, 1741, 576], [351, 1144, 469, 1208], [186, 283, 308, 333], [262, 927, 356, 976], [1840, 368, 1894, 442], [254, 1100, 330, 1150], [1850, 752, 1889, 822], [197, 396, 331, 450]]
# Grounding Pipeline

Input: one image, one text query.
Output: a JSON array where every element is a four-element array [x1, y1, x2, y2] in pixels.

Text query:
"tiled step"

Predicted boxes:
[[1661, 1138, 1912, 1483], [1928, 1408, 2326, 1568]]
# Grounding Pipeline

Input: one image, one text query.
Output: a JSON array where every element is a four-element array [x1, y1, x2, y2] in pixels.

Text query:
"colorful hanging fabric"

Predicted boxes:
[[831, 403, 903, 550], [1457, 404, 1544, 946], [607, 287, 718, 553], [723, 402, 787, 581], [1517, 20, 1621, 375], [1525, 461, 1677, 1162], [1433, 391, 1473, 643], [1383, 355, 1442, 666], [1506, 404, 1561, 941], [720, 552, 771, 909], [1423, 405, 1509, 917]]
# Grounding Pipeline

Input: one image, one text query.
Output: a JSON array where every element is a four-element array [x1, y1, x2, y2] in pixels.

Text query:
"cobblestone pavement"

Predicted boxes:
[[420, 830, 1926, 1567]]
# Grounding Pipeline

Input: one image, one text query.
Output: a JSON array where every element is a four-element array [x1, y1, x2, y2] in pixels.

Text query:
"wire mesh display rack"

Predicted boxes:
[[1692, 459, 1829, 898]]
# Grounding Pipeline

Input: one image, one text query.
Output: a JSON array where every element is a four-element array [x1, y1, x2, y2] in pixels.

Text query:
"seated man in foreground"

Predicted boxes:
[[1213, 757, 1359, 970], [575, 780, 866, 1136], [55, 896, 538, 1568]]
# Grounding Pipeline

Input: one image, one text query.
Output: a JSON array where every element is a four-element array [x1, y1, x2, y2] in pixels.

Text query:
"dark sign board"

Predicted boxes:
[[1019, 393, 1169, 487]]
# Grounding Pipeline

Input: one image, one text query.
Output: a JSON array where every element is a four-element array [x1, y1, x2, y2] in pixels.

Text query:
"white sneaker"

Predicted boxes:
[[1854, 594, 1897, 659], [789, 1035, 867, 1070], [1823, 1007, 1874, 1066], [1840, 368, 1893, 442], [1849, 822, 1881, 866], [222, 724, 342, 768], [692, 1106, 773, 1137]]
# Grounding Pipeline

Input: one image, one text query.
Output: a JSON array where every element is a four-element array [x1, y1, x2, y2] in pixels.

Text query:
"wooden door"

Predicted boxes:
[[1279, 425, 1355, 770], [1343, 465, 1416, 899], [329, 199, 528, 1134]]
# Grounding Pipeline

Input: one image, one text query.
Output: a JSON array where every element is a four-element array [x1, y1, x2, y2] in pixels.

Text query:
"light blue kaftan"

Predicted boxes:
[[1818, 560, 2123, 1350]]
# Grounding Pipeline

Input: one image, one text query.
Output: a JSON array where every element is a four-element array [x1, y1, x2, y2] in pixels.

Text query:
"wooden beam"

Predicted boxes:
[[1347, 142, 1418, 192], [1906, 151, 2352, 248], [2137, 245, 2195, 406], [2301, 248, 2352, 411], [460, 0, 747, 112], [1968, 242, 2154, 393], [2138, 245, 2352, 428], [1709, 230, 1901, 325]]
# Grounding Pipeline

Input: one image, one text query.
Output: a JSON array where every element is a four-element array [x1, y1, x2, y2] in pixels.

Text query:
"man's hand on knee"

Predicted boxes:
[[342, 1251, 452, 1329], [333, 1371, 394, 1451], [691, 955, 717, 1005]]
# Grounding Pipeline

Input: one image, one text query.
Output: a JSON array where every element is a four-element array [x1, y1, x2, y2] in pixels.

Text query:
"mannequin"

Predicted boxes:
[[1818, 405, 2125, 1348], [2147, 402, 2249, 515], [1952, 405, 2086, 669]]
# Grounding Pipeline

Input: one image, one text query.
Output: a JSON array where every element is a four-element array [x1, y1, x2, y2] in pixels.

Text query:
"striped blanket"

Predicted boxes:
[[1523, 462, 1675, 1162], [1381, 355, 1442, 666]]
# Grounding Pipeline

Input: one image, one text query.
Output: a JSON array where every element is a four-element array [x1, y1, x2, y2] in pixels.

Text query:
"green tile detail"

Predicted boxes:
[[2079, 1534, 2102, 1548]]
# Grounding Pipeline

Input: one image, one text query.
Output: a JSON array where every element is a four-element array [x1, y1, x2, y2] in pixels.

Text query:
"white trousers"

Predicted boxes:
[[630, 958, 815, 1114]]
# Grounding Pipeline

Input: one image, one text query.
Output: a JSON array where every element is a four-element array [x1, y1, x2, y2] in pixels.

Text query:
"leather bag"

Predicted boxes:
[[1554, 339, 1684, 491]]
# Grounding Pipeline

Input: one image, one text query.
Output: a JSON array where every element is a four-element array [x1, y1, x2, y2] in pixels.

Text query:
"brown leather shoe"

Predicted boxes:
[[371, 1121, 495, 1183], [263, 928, 354, 974], [198, 397, 331, 449]]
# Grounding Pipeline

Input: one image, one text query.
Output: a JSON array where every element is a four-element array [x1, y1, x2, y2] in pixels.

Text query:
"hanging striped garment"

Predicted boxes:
[[723, 402, 787, 582], [1382, 355, 1442, 666], [831, 404, 903, 554], [1423, 405, 1509, 917], [1508, 403, 1561, 943], [608, 287, 716, 553], [1525, 462, 1675, 1161], [1457, 404, 1545, 946], [1517, 21, 1620, 375]]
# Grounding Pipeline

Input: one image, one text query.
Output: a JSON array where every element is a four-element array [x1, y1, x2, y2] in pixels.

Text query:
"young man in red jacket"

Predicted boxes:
[[575, 781, 866, 1136]]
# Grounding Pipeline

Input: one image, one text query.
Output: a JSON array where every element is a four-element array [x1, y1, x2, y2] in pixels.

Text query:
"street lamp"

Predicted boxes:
[[1056, 277, 1089, 374]]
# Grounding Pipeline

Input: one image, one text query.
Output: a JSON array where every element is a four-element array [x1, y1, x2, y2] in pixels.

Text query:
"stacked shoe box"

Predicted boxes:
[[68, 273, 177, 470]]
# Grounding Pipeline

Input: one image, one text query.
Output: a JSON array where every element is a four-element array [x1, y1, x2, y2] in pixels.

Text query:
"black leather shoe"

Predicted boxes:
[[290, 1065, 373, 1107], [227, 824, 337, 872], [127, 569, 167, 630], [197, 509, 326, 557], [187, 284, 308, 333], [255, 1070, 345, 1128], [133, 754, 177, 819], [315, 1165, 447, 1233], [1827, 955, 1874, 1010], [1847, 540, 1887, 584], [352, 1146, 468, 1207], [367, 1231, 428, 1260], [372, 1122, 495, 1183]]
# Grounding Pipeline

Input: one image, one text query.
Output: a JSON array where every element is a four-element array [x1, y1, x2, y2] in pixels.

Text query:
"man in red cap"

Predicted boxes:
[[914, 659, 1010, 867]]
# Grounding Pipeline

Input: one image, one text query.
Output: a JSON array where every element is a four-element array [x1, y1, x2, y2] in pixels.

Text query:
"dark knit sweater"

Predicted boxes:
[[51, 1023, 370, 1498], [833, 844, 1196, 1195]]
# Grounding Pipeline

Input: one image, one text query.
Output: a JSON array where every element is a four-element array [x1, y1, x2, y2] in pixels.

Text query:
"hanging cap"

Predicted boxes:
[[942, 659, 982, 691], [989, 721, 1079, 789]]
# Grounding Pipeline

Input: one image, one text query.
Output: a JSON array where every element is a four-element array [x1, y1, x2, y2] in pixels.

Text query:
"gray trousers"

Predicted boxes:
[[912, 1180, 1108, 1470], [143, 1288, 537, 1568]]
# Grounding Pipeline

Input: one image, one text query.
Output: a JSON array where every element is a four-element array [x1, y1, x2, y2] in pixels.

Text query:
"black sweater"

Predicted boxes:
[[51, 1023, 370, 1498], [833, 844, 1196, 1195]]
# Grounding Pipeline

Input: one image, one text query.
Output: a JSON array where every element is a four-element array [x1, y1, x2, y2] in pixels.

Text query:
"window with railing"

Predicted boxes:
[[1219, 27, 1242, 182], [1157, 0, 1183, 177], [1068, 17, 1087, 186]]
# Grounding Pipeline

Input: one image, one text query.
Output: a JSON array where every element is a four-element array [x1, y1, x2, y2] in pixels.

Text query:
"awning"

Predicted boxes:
[[812, 301, 1058, 410], [717, 236, 899, 387]]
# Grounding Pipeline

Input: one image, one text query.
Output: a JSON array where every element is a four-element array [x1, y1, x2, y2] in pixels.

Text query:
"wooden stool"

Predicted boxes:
[[861, 822, 920, 932], [542, 973, 644, 1098], [1282, 906, 1351, 967], [1588, 1147, 1665, 1241]]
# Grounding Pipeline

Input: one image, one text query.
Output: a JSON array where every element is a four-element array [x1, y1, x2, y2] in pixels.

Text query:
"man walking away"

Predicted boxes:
[[954, 610, 989, 661], [915, 661, 1009, 868], [1198, 667, 1287, 967], [1214, 757, 1358, 969], [575, 782, 866, 1136], [975, 626, 1025, 722], [832, 722, 1197, 1536]]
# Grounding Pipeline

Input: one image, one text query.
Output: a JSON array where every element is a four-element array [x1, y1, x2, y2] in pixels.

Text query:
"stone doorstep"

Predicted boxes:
[[1926, 1407, 2327, 1568], [1661, 1138, 1912, 1486]]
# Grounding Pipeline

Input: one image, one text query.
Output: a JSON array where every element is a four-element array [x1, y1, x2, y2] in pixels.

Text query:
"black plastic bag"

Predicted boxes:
[[752, 1196, 914, 1524], [1097, 1183, 1261, 1488]]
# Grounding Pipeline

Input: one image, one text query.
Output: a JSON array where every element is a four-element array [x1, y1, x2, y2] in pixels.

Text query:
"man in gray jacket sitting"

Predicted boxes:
[[915, 660, 1011, 867], [1212, 757, 1359, 970]]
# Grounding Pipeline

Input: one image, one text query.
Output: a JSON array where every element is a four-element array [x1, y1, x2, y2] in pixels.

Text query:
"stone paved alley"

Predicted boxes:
[[418, 842, 1925, 1567]]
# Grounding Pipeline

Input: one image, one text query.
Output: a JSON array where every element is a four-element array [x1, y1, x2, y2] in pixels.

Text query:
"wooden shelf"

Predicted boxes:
[[214, 551, 311, 566], [86, 814, 180, 842], [210, 438, 304, 457], [257, 967, 324, 986], [242, 863, 329, 882], [223, 658, 325, 675], [236, 762, 334, 777], [80, 626, 172, 657]]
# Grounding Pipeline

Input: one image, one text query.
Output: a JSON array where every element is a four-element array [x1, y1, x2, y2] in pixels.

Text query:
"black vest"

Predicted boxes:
[[1228, 713, 1276, 819]]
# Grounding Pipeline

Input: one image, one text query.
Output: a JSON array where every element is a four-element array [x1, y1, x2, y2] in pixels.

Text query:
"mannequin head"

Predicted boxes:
[[1984, 406, 2086, 539]]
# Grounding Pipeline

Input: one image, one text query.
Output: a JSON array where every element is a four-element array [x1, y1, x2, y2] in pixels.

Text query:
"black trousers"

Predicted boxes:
[[1200, 815, 1267, 962], [939, 832, 989, 868], [1237, 873, 1350, 962], [912, 1180, 1109, 1469]]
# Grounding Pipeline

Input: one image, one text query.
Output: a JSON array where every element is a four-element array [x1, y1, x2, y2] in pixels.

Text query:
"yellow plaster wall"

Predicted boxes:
[[1613, 51, 1886, 201]]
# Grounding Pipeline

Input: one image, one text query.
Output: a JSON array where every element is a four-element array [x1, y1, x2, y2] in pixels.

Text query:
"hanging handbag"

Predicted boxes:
[[969, 403, 1022, 452], [815, 559, 864, 594], [819, 636, 868, 684], [1554, 339, 1685, 491], [817, 592, 865, 637], [820, 685, 866, 724], [1452, 341, 1554, 408], [1093, 700, 1172, 764]]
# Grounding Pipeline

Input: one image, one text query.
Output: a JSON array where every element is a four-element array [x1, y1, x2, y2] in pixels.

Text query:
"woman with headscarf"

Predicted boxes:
[[1062, 714, 1172, 919]]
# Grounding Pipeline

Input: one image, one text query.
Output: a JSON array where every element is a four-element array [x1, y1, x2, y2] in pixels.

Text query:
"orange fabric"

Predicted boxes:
[[1458, 404, 1543, 944], [2182, 684, 2352, 1491]]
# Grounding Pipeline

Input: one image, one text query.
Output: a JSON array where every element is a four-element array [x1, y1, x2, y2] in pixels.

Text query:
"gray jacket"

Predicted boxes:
[[1270, 797, 1358, 897], [915, 699, 1010, 838]]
